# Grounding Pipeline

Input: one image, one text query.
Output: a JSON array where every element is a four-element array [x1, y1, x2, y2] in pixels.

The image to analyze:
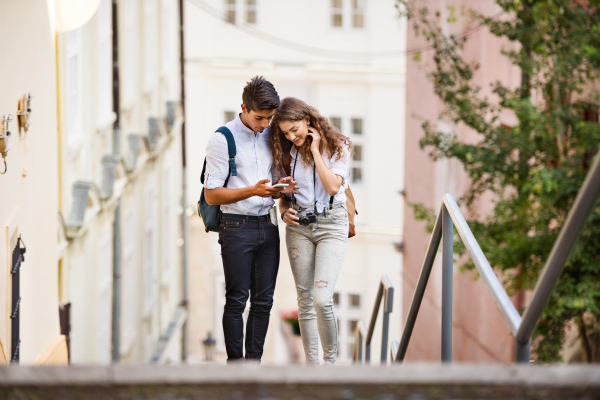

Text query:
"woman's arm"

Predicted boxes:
[[307, 127, 343, 196], [279, 196, 299, 225]]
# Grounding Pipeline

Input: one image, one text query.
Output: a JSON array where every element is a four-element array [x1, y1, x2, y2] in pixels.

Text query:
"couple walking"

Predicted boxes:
[[203, 76, 352, 365]]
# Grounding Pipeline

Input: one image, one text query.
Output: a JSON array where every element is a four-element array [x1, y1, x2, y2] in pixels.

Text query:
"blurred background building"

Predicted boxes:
[[2, 0, 575, 367], [183, 0, 406, 364], [0, 0, 66, 366], [56, 0, 186, 365], [0, 0, 186, 366]]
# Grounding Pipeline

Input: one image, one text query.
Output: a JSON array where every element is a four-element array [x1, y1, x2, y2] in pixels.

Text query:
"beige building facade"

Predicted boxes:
[[55, 0, 186, 364], [0, 0, 66, 365]]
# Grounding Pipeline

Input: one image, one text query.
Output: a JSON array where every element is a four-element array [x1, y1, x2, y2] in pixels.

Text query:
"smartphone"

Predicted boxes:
[[272, 183, 289, 188]]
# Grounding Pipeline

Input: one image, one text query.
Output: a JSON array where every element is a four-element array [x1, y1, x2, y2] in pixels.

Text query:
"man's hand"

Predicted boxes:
[[278, 176, 299, 195], [282, 208, 300, 226], [253, 179, 284, 198]]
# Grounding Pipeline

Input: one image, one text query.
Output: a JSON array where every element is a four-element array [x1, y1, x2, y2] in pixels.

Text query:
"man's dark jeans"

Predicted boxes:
[[218, 213, 280, 362]]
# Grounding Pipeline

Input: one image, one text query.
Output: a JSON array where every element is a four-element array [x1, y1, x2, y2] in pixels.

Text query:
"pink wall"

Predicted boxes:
[[403, 0, 521, 364]]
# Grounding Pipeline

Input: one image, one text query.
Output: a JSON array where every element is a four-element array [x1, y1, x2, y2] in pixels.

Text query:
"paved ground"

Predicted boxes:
[[1, 363, 599, 399]]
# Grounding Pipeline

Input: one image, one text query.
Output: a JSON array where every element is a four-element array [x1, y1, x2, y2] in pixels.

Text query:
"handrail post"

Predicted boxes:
[[396, 207, 443, 362], [442, 204, 453, 363], [380, 281, 393, 364], [515, 341, 530, 363]]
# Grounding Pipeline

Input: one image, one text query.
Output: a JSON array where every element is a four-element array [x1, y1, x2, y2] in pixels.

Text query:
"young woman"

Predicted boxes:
[[269, 97, 352, 365]]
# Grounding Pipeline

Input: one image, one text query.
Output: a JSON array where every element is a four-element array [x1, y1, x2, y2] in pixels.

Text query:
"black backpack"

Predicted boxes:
[[197, 126, 237, 232]]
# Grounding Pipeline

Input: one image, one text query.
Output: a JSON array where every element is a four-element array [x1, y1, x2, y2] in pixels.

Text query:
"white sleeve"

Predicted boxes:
[[329, 143, 351, 185], [204, 133, 230, 189]]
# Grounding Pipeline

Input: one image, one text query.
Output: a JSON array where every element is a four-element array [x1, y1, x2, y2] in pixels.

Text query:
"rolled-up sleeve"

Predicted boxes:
[[329, 144, 351, 185], [205, 133, 229, 189]]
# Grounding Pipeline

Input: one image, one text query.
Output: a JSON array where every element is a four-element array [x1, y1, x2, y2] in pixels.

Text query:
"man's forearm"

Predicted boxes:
[[205, 186, 256, 205]]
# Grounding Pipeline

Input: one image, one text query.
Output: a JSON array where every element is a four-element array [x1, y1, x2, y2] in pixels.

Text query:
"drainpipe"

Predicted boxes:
[[178, 0, 189, 362], [56, 33, 63, 214], [111, 0, 122, 364]]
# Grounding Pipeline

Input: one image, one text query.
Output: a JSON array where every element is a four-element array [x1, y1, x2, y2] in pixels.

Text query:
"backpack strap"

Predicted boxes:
[[216, 126, 237, 177], [201, 126, 237, 187]]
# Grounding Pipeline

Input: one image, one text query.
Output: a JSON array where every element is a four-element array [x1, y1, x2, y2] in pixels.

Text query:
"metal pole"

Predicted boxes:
[[178, 0, 189, 362], [380, 285, 393, 364], [365, 283, 383, 364], [515, 341, 530, 363], [381, 310, 389, 364], [396, 205, 443, 362], [110, 0, 121, 364], [111, 202, 121, 363], [516, 150, 600, 352], [441, 204, 453, 363]]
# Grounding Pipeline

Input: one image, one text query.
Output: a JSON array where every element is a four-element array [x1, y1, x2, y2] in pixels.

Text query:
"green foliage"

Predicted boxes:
[[398, 0, 600, 362]]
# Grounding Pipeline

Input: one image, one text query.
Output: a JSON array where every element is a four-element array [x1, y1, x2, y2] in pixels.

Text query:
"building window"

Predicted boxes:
[[65, 29, 82, 145], [225, 0, 236, 23], [144, 0, 158, 90], [351, 118, 363, 135], [330, 116, 342, 131], [351, 0, 365, 28], [224, 110, 236, 123], [245, 0, 256, 24], [583, 104, 599, 122], [333, 291, 362, 361], [350, 118, 364, 184], [123, 0, 138, 104], [331, 0, 365, 29], [330, 0, 343, 27], [98, 0, 113, 124]]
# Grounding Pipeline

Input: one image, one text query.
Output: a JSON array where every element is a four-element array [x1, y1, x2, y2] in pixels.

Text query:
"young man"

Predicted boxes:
[[204, 76, 295, 363]]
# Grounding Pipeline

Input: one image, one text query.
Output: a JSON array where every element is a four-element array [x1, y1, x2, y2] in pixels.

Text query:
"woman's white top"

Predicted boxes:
[[289, 143, 351, 213]]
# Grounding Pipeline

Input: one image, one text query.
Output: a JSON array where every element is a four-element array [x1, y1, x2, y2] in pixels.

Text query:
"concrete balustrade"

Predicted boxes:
[[1, 364, 599, 399]]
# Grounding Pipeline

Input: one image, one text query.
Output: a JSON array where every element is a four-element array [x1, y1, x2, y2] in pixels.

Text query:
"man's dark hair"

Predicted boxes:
[[242, 76, 280, 112]]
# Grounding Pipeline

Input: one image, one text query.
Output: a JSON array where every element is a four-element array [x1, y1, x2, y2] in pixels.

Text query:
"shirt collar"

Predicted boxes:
[[236, 113, 255, 136]]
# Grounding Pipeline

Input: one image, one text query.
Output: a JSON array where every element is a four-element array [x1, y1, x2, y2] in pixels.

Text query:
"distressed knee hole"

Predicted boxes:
[[315, 280, 328, 288], [301, 290, 311, 299], [289, 248, 300, 259]]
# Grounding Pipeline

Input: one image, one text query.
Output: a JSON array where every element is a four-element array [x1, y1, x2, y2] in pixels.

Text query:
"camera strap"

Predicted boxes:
[[291, 146, 334, 213]]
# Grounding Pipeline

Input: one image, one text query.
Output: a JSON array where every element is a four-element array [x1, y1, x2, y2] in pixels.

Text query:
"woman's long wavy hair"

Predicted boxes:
[[269, 97, 352, 178]]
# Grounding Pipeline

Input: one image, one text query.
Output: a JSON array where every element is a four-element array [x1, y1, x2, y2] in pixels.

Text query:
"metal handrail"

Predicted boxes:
[[352, 276, 394, 364], [394, 195, 521, 363], [352, 321, 367, 364], [394, 150, 600, 363], [514, 149, 600, 361]]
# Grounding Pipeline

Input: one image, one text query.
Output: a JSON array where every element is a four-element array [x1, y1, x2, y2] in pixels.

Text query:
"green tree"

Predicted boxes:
[[399, 0, 600, 362]]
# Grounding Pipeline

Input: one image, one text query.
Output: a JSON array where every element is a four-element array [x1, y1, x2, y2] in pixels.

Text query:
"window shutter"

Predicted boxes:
[[10, 237, 26, 364]]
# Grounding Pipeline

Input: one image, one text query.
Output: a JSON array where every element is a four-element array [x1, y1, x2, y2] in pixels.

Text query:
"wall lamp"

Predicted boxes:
[[17, 93, 32, 134], [0, 114, 12, 174]]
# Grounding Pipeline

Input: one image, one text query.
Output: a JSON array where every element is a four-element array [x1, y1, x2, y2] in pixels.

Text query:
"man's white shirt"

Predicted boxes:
[[204, 115, 276, 216]]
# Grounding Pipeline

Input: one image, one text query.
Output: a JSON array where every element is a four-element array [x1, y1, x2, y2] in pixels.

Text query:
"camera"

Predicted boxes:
[[297, 210, 317, 226]]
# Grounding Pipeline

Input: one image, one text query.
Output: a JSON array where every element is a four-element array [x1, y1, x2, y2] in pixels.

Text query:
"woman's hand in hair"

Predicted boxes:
[[282, 208, 300, 226], [307, 126, 322, 155]]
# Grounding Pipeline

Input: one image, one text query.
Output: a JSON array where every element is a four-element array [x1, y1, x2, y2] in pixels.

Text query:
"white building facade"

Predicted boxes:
[[57, 0, 186, 365], [0, 0, 66, 366], [185, 0, 406, 364]]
